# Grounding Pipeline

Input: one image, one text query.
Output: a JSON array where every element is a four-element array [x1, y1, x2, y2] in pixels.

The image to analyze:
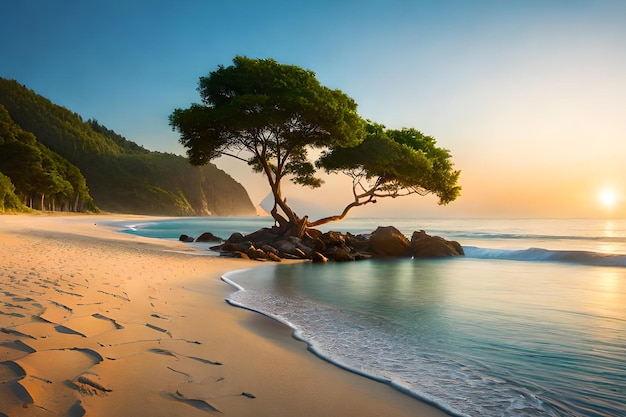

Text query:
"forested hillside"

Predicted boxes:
[[0, 78, 256, 215], [0, 103, 95, 212]]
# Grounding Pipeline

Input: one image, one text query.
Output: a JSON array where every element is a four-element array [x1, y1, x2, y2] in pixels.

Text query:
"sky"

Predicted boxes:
[[2, 0, 625, 219]]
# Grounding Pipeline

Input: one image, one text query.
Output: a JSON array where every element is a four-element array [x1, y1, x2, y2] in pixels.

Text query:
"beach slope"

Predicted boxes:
[[0, 214, 448, 417]]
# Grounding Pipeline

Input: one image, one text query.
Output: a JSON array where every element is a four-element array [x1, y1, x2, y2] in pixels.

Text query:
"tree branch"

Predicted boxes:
[[307, 195, 374, 227], [219, 151, 250, 163]]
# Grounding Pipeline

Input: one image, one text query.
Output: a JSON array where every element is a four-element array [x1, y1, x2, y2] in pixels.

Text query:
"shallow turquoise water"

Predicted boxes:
[[120, 218, 626, 417], [226, 257, 625, 417]]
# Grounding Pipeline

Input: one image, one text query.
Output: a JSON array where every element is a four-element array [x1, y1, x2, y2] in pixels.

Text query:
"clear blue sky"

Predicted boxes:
[[2, 0, 626, 218]]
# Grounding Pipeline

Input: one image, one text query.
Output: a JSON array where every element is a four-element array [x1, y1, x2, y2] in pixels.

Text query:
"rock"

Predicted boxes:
[[311, 251, 328, 263], [345, 232, 370, 252], [273, 240, 298, 256], [449, 240, 464, 255], [354, 252, 373, 261], [321, 231, 345, 247], [369, 226, 411, 258], [221, 241, 253, 253], [260, 244, 280, 256], [410, 230, 464, 258], [195, 232, 222, 242], [325, 246, 355, 262], [179, 234, 195, 243], [302, 235, 325, 252], [288, 236, 315, 256], [212, 222, 464, 262], [294, 248, 308, 259], [295, 242, 314, 257], [226, 232, 246, 244], [268, 252, 282, 262], [246, 247, 268, 260], [244, 227, 280, 244]]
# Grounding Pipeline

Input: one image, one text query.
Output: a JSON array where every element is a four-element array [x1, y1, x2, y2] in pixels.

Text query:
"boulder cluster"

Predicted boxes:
[[180, 225, 463, 262]]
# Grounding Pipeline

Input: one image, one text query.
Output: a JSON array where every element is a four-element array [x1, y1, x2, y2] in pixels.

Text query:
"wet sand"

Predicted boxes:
[[0, 214, 449, 417]]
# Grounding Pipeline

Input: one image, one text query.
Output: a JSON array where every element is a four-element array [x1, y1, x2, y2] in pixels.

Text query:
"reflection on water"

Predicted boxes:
[[228, 257, 626, 417], [597, 220, 626, 254], [591, 268, 625, 321]]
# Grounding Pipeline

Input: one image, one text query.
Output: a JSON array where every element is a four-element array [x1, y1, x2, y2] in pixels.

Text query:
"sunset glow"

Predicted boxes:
[[2, 1, 625, 218], [598, 187, 618, 210]]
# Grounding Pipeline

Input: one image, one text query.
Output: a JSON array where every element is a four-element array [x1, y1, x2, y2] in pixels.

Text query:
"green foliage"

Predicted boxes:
[[0, 80, 122, 159], [319, 122, 461, 207], [88, 119, 149, 154], [171, 57, 461, 229], [0, 103, 96, 211], [85, 152, 253, 216], [170, 56, 365, 225], [0, 77, 256, 216], [0, 172, 26, 212]]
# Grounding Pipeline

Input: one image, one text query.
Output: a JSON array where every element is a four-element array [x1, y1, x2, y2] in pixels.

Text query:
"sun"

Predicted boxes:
[[598, 187, 618, 209]]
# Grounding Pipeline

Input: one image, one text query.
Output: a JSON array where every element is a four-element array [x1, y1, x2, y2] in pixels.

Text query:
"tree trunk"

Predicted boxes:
[[269, 180, 299, 228], [307, 201, 365, 228], [277, 215, 308, 238]]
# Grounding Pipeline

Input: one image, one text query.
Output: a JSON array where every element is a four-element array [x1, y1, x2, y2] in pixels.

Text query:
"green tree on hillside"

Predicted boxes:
[[170, 57, 461, 236], [0, 103, 96, 211], [0, 172, 25, 211], [0, 78, 256, 216]]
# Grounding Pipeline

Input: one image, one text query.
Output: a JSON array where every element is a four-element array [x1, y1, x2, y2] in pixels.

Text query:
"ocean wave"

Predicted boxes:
[[222, 273, 474, 417], [445, 230, 626, 243], [463, 246, 626, 267], [222, 270, 569, 417]]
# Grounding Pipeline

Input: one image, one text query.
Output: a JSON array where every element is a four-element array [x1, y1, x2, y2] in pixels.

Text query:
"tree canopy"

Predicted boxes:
[[170, 56, 461, 234], [0, 172, 25, 212], [0, 103, 95, 211], [313, 123, 460, 226], [170, 56, 365, 231]]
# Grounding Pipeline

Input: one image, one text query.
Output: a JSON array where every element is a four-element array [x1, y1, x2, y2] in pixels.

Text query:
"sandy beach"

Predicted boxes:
[[0, 214, 449, 417]]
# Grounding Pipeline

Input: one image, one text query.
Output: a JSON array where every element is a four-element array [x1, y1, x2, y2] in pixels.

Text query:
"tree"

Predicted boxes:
[[170, 57, 461, 236], [170, 56, 364, 234], [0, 172, 25, 211], [312, 123, 461, 226]]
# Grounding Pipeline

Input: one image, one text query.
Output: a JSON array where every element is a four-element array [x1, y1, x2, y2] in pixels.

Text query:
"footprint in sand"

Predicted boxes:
[[149, 348, 222, 365], [0, 360, 26, 384], [165, 391, 221, 413], [145, 323, 173, 338], [72, 374, 112, 396], [0, 378, 33, 412], [61, 314, 124, 338], [0, 340, 36, 362], [12, 348, 105, 414]]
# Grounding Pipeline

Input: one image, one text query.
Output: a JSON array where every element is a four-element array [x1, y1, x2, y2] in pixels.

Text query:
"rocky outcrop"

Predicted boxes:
[[411, 230, 464, 258], [188, 224, 464, 262], [195, 232, 222, 242], [179, 234, 195, 242], [369, 226, 412, 258]]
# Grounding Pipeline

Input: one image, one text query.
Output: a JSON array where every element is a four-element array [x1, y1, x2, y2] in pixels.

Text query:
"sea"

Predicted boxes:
[[116, 217, 626, 417]]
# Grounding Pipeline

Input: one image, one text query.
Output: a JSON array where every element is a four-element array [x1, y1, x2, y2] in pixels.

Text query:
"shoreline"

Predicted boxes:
[[0, 213, 449, 417]]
